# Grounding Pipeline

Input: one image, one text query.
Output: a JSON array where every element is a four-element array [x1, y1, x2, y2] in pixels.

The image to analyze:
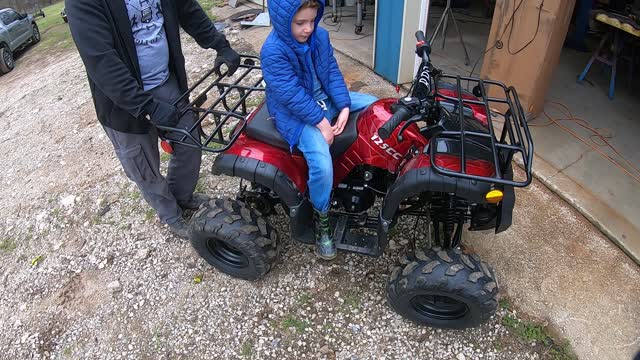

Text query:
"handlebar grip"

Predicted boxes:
[[378, 106, 411, 140], [415, 31, 426, 43]]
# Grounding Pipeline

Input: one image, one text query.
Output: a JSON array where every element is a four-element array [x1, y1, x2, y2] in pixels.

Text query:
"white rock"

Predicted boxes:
[[107, 281, 122, 293], [134, 248, 149, 260], [456, 353, 466, 360], [60, 195, 76, 207], [36, 211, 47, 221]]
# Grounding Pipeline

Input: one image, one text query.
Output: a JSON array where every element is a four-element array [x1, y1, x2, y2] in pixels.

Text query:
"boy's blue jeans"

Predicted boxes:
[[297, 92, 377, 214]]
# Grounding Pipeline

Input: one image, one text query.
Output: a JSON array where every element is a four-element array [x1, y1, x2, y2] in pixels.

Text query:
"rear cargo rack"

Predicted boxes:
[[430, 74, 534, 187], [160, 55, 265, 153]]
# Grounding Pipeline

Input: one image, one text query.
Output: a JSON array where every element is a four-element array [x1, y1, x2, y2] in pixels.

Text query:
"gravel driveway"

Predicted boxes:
[[0, 29, 569, 360]]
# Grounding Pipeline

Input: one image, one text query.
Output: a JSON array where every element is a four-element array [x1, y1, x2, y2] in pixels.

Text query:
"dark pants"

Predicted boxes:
[[103, 74, 201, 225]]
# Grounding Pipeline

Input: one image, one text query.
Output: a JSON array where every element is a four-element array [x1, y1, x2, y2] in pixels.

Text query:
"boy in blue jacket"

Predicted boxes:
[[261, 0, 376, 259]]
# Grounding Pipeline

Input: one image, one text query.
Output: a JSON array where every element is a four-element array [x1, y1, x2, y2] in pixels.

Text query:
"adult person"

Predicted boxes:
[[66, 0, 240, 238]]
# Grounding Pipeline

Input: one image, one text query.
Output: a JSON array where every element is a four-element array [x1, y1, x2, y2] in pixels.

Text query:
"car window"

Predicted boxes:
[[0, 12, 11, 25], [2, 10, 20, 24], [7, 10, 20, 23]]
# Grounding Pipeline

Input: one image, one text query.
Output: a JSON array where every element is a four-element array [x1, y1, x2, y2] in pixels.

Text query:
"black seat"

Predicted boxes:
[[245, 103, 360, 158]]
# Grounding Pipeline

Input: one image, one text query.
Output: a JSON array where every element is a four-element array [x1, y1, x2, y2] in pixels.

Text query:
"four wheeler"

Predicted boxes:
[[160, 30, 533, 329]]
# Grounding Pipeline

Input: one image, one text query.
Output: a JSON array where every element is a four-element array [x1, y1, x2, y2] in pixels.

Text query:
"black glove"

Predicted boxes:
[[214, 46, 240, 76], [145, 100, 179, 128]]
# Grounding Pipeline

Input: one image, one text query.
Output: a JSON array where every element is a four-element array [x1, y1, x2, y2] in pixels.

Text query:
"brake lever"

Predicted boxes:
[[420, 106, 448, 140], [396, 114, 424, 142]]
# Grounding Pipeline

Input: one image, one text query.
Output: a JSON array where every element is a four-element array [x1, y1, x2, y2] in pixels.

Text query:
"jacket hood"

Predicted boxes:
[[269, 0, 325, 50]]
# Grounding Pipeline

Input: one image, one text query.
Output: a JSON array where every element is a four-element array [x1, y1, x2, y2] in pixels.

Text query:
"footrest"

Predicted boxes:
[[331, 214, 380, 257]]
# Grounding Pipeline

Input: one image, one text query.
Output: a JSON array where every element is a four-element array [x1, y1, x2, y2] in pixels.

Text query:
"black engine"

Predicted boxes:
[[333, 166, 389, 213]]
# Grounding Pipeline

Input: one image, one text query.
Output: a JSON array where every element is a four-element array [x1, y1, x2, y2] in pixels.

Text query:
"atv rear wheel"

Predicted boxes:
[[190, 198, 278, 281], [386, 246, 498, 328]]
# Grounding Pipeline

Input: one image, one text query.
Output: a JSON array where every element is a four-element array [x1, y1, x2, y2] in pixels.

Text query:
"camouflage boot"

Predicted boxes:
[[314, 210, 336, 260]]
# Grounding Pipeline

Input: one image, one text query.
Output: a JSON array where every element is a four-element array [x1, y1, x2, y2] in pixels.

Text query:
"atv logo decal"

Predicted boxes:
[[370, 134, 403, 160]]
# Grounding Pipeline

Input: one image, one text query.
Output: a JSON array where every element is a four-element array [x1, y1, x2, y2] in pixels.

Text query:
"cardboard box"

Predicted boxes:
[[480, 0, 576, 118]]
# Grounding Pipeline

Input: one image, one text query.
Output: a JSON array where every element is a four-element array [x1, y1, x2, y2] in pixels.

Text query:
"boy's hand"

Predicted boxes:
[[316, 118, 334, 145], [332, 107, 350, 136]]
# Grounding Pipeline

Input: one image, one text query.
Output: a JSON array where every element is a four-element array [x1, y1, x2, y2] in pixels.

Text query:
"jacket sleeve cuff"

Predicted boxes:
[[308, 109, 325, 126], [336, 100, 351, 111], [141, 99, 157, 120]]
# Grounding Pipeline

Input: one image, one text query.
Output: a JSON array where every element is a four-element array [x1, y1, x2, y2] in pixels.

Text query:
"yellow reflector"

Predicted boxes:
[[485, 190, 503, 203]]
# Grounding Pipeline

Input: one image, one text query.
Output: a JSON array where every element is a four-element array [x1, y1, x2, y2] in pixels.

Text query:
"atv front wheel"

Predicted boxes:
[[387, 247, 498, 328], [190, 198, 278, 280]]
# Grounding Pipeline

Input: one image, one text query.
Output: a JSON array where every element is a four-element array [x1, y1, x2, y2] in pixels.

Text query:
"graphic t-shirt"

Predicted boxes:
[[125, 0, 170, 90]]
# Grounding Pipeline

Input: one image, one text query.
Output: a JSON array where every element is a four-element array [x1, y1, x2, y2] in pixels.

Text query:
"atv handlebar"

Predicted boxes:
[[378, 102, 411, 140]]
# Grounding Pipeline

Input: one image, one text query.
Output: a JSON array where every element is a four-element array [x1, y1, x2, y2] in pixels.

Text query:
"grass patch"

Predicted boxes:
[[342, 289, 360, 311], [499, 297, 511, 310], [51, 208, 64, 222], [194, 177, 207, 193], [297, 292, 313, 307], [144, 208, 156, 222], [129, 191, 141, 201], [160, 152, 172, 162], [321, 322, 335, 333], [35, 2, 65, 31], [62, 346, 72, 357], [501, 315, 576, 360], [502, 315, 548, 344], [0, 238, 17, 253], [34, 1, 74, 52], [549, 341, 577, 360], [281, 315, 309, 335], [240, 340, 253, 358]]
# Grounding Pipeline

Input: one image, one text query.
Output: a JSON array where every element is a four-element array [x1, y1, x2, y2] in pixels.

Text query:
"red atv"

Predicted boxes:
[[163, 31, 533, 329]]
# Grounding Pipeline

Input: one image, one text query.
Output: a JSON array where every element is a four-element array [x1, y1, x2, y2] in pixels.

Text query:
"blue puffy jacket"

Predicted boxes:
[[261, 0, 351, 147]]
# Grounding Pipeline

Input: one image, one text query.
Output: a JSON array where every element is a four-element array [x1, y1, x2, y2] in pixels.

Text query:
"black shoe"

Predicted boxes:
[[314, 210, 336, 260], [178, 193, 211, 210], [167, 218, 191, 240]]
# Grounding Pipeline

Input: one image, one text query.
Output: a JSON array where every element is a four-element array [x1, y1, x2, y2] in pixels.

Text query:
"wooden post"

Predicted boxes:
[[480, 0, 576, 118]]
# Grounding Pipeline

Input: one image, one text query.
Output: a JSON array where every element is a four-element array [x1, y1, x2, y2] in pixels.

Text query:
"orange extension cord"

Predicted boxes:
[[531, 100, 640, 185]]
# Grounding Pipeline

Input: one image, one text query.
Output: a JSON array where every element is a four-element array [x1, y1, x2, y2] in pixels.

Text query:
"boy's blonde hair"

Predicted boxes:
[[298, 0, 320, 11]]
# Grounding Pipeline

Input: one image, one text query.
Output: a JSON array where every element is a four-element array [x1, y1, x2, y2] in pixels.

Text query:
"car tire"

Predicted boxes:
[[31, 23, 41, 44], [190, 197, 279, 281], [0, 47, 14, 74]]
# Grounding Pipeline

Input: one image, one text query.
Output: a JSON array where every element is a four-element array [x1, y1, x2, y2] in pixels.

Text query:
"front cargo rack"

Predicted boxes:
[[430, 74, 534, 187]]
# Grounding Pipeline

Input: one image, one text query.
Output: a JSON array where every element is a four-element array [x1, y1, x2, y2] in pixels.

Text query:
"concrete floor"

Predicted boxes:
[[209, 4, 640, 359], [319, 2, 640, 265], [321, 5, 376, 68]]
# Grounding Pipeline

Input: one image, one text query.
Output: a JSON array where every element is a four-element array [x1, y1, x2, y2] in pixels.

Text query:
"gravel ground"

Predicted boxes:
[[0, 26, 561, 360]]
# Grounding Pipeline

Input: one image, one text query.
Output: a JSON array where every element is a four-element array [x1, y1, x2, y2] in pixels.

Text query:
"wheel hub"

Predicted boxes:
[[206, 238, 249, 269], [410, 294, 469, 321], [3, 51, 12, 67]]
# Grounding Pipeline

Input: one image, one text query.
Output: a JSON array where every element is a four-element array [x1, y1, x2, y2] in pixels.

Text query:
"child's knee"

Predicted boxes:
[[308, 151, 332, 184], [309, 153, 332, 179]]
